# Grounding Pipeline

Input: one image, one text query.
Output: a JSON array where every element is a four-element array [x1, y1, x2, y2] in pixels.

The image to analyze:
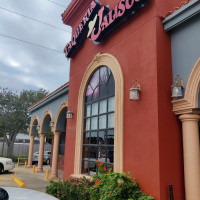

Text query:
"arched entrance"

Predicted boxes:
[[27, 115, 39, 168], [37, 110, 53, 173], [172, 58, 200, 200], [50, 101, 68, 180]]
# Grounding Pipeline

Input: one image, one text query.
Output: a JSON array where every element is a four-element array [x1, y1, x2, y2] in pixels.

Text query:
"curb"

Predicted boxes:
[[11, 176, 26, 187]]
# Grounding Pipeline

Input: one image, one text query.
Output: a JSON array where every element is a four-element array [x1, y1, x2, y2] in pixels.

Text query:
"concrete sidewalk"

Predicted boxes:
[[0, 164, 63, 192]]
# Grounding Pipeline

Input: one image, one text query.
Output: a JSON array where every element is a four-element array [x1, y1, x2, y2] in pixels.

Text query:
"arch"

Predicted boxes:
[[29, 115, 39, 136], [40, 109, 53, 134], [54, 100, 68, 133], [74, 53, 124, 175], [172, 58, 200, 115]]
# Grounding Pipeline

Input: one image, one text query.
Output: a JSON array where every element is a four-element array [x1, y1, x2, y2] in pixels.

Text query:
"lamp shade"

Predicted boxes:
[[172, 86, 183, 98], [130, 87, 140, 100]]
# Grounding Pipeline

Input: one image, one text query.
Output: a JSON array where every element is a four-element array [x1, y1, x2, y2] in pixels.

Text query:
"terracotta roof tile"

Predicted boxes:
[[164, 0, 192, 18]]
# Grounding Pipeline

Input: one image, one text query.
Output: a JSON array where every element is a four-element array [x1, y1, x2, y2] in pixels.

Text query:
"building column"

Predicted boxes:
[[179, 114, 200, 200], [50, 131, 61, 180], [27, 135, 35, 168], [37, 133, 45, 173]]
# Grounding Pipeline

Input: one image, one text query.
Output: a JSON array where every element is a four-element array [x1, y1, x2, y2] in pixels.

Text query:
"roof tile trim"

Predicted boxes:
[[163, 0, 192, 18], [28, 82, 69, 110]]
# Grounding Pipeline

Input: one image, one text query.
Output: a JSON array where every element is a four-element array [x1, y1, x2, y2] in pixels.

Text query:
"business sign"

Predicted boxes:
[[64, 0, 149, 58]]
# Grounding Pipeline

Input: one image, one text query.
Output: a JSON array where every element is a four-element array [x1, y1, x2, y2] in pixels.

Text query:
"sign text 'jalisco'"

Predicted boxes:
[[64, 0, 149, 58]]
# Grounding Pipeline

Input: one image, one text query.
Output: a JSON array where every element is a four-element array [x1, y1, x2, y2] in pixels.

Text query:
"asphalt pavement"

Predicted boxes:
[[0, 164, 59, 192]]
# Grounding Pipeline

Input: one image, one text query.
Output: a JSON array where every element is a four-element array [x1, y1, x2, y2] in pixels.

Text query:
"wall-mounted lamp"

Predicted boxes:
[[36, 125, 40, 131], [49, 121, 54, 127], [171, 75, 184, 98], [130, 80, 141, 101], [66, 110, 73, 119], [27, 127, 30, 132]]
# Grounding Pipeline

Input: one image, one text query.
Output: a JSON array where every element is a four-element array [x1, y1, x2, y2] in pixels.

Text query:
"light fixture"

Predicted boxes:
[[66, 109, 73, 119], [36, 125, 40, 131], [49, 121, 54, 127], [171, 75, 184, 98], [27, 127, 30, 132], [130, 80, 141, 101]]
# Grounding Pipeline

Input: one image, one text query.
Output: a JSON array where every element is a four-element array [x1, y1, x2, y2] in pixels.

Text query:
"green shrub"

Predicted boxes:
[[46, 177, 93, 200], [46, 161, 154, 200], [88, 161, 154, 200]]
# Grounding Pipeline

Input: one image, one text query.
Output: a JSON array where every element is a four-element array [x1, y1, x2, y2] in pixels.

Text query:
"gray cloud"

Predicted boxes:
[[0, 0, 72, 93]]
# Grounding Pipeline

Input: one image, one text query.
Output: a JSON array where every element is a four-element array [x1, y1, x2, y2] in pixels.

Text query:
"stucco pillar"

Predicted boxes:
[[27, 135, 35, 168], [50, 131, 61, 180], [179, 114, 200, 200], [37, 133, 45, 173]]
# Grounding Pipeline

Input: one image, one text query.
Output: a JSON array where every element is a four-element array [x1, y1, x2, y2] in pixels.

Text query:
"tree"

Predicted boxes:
[[0, 88, 48, 158]]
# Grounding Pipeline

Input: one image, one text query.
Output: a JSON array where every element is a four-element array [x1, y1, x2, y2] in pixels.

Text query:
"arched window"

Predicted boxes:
[[82, 66, 115, 175]]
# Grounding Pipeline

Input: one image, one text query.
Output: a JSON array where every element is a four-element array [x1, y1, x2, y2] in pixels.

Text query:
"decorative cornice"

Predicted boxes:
[[62, 0, 91, 26], [163, 0, 200, 31]]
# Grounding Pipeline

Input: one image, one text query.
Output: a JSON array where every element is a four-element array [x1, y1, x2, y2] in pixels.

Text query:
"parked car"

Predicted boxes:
[[0, 157, 15, 174], [32, 151, 51, 165], [0, 187, 58, 200]]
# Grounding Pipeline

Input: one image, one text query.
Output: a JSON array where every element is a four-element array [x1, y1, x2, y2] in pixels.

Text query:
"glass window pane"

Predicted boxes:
[[107, 130, 114, 145], [108, 113, 114, 128], [83, 132, 90, 144], [91, 117, 98, 130], [90, 147, 98, 160], [90, 70, 99, 90], [92, 102, 98, 116], [85, 119, 90, 130], [106, 74, 115, 95], [100, 66, 109, 84], [89, 161, 97, 175], [92, 87, 99, 101], [98, 147, 106, 160], [107, 147, 114, 163], [99, 115, 107, 129], [85, 85, 93, 103], [82, 160, 89, 174], [86, 105, 91, 117], [83, 146, 89, 159], [98, 131, 106, 144], [99, 100, 107, 114], [91, 132, 98, 144], [108, 97, 115, 112]]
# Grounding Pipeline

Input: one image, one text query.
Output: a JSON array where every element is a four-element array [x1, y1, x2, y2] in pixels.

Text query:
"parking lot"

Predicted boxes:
[[0, 164, 61, 192]]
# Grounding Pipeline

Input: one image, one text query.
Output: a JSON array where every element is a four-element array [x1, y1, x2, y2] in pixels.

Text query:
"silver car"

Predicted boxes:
[[32, 151, 51, 165], [1, 187, 58, 200]]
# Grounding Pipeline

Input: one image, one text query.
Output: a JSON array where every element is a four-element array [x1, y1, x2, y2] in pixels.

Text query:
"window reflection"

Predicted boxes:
[[83, 66, 115, 175]]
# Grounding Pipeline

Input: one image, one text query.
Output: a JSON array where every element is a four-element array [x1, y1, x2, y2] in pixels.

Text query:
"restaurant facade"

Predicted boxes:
[[27, 0, 200, 199]]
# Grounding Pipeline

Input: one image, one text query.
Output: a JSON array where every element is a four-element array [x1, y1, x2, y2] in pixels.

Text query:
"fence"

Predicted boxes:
[[0, 142, 51, 156]]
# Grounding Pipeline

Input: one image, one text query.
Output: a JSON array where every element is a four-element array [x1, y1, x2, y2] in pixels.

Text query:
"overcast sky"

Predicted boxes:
[[0, 0, 72, 93]]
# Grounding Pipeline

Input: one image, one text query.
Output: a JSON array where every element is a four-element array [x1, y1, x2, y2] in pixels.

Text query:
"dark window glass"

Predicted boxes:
[[59, 133, 66, 155], [82, 66, 115, 175]]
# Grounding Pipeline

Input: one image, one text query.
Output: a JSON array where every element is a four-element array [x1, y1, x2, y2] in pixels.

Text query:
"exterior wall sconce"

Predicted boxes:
[[66, 110, 73, 119], [36, 125, 40, 131], [171, 75, 184, 98], [27, 127, 30, 132], [130, 80, 141, 101], [49, 121, 54, 127]]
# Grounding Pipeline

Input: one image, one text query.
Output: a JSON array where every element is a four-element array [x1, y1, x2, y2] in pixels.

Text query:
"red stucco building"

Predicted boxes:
[[61, 0, 187, 199]]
